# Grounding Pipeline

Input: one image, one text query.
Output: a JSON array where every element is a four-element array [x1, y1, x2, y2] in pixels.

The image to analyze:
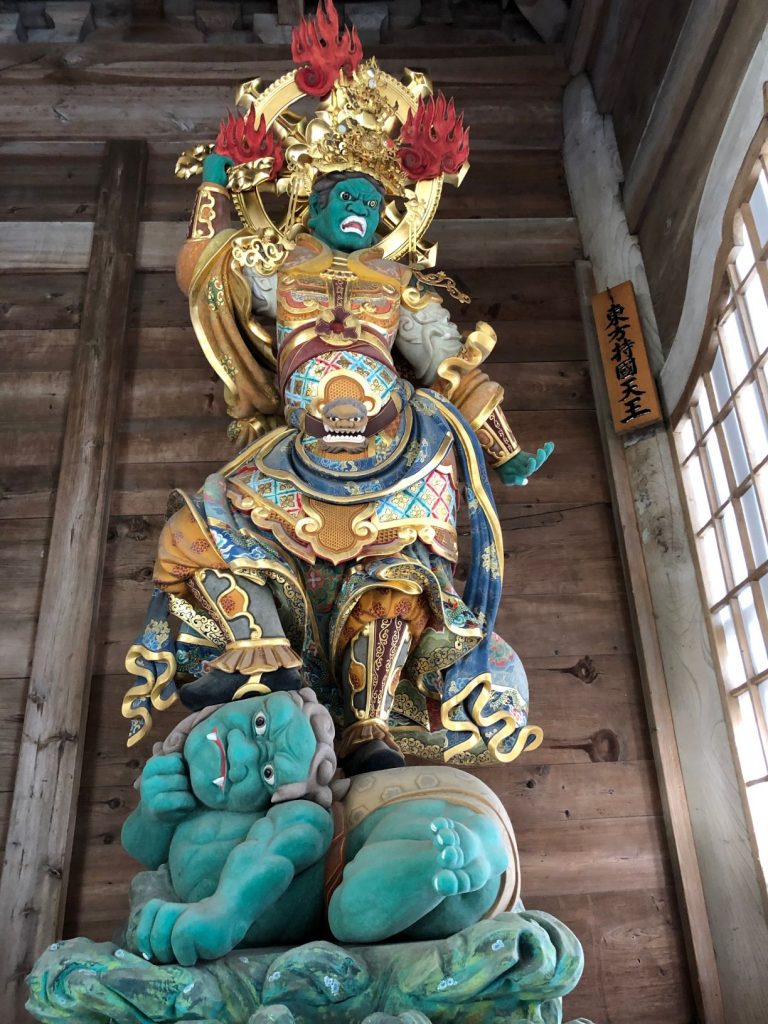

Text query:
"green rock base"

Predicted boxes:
[[27, 911, 593, 1024]]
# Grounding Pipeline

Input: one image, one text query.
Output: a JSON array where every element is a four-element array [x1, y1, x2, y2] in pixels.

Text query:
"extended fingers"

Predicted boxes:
[[535, 442, 554, 466]]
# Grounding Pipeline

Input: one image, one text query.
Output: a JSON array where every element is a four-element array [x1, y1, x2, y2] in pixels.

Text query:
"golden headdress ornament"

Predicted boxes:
[[176, 0, 470, 273]]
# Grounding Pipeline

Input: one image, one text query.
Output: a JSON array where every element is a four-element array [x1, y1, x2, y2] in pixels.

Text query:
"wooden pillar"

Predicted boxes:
[[0, 140, 147, 1017]]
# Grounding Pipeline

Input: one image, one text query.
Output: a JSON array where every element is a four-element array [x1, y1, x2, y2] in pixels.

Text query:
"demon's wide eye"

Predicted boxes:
[[368, 199, 378, 208], [254, 713, 267, 735], [262, 763, 275, 784], [340, 191, 352, 201]]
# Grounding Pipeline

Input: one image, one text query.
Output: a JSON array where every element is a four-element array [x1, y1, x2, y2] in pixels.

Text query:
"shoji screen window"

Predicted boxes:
[[675, 155, 768, 884]]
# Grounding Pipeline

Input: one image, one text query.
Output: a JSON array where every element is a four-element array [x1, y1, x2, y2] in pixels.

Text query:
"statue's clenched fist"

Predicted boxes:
[[139, 752, 197, 824]]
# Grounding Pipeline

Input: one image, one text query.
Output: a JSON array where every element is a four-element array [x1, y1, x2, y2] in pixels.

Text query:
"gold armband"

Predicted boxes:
[[435, 322, 521, 467], [188, 182, 231, 241], [474, 406, 522, 468]]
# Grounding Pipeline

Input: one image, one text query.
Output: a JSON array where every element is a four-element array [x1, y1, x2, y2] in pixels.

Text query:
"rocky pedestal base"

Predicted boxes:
[[27, 911, 592, 1024]]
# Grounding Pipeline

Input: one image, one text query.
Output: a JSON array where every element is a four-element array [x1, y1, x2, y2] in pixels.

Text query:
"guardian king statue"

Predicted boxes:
[[123, 0, 553, 775], [25, 10, 595, 1024]]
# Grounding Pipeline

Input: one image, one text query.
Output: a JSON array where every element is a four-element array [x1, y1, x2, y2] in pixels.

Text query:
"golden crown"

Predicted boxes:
[[175, 0, 469, 271], [286, 59, 407, 195]]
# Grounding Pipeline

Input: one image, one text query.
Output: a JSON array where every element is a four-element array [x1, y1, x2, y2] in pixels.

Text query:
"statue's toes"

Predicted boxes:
[[430, 817, 460, 851], [439, 844, 464, 869], [433, 868, 472, 896], [433, 869, 460, 895]]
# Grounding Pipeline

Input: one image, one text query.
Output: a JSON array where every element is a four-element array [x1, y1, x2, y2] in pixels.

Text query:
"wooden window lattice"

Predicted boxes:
[[674, 146, 768, 886]]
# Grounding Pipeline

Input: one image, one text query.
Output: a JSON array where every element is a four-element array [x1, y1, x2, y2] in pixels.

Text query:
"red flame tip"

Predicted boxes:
[[397, 91, 470, 182], [214, 109, 284, 179], [291, 0, 363, 98]]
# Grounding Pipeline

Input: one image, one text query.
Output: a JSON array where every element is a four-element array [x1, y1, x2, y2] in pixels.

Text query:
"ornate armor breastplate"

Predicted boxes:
[[275, 242, 406, 440]]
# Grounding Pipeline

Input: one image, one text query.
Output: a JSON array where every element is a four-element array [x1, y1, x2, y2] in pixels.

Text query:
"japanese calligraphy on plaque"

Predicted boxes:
[[591, 281, 663, 434]]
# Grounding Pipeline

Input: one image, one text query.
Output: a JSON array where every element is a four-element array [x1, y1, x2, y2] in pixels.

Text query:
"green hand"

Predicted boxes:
[[497, 442, 554, 487], [140, 752, 197, 824], [203, 153, 234, 187]]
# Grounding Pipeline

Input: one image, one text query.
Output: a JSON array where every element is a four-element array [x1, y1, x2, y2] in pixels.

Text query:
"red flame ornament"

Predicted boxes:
[[215, 109, 285, 179], [397, 92, 470, 183], [291, 0, 363, 98]]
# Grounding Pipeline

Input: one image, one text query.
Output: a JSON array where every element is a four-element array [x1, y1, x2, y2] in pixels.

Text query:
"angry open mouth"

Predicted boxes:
[[340, 215, 366, 236]]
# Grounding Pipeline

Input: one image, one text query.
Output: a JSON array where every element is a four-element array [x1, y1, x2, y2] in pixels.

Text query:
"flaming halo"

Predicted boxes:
[[176, 0, 470, 272]]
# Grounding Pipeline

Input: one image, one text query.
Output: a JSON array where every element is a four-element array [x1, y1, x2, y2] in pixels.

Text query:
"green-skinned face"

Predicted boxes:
[[307, 176, 383, 252], [184, 693, 317, 812]]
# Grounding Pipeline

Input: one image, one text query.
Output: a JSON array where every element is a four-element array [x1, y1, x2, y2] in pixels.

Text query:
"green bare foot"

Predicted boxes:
[[430, 817, 491, 896]]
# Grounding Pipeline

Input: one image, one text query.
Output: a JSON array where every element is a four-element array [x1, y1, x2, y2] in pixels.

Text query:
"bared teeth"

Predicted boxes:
[[323, 434, 365, 443], [212, 776, 225, 789], [206, 732, 217, 742], [341, 216, 365, 235]]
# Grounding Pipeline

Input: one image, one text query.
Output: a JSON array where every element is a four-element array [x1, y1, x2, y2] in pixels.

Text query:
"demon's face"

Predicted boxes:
[[319, 397, 369, 452]]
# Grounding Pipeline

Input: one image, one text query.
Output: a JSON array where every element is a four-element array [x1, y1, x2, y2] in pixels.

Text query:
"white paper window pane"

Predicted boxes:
[[746, 782, 768, 872], [737, 382, 768, 466], [750, 171, 768, 247], [683, 453, 711, 530], [745, 275, 768, 353], [715, 606, 747, 688], [722, 503, 748, 585], [694, 381, 714, 431], [741, 486, 768, 567], [699, 526, 727, 604], [735, 692, 768, 781], [677, 416, 696, 459], [704, 434, 730, 506], [721, 310, 751, 386], [737, 586, 768, 674], [710, 349, 732, 410], [735, 231, 756, 281], [723, 409, 751, 484]]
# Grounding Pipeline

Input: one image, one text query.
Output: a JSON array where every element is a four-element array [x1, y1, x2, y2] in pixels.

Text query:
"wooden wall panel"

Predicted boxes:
[[0, 36, 695, 1024], [0, 280, 84, 853]]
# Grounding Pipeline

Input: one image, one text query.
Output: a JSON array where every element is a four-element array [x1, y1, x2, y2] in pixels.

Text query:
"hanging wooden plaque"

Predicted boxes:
[[591, 281, 663, 434]]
